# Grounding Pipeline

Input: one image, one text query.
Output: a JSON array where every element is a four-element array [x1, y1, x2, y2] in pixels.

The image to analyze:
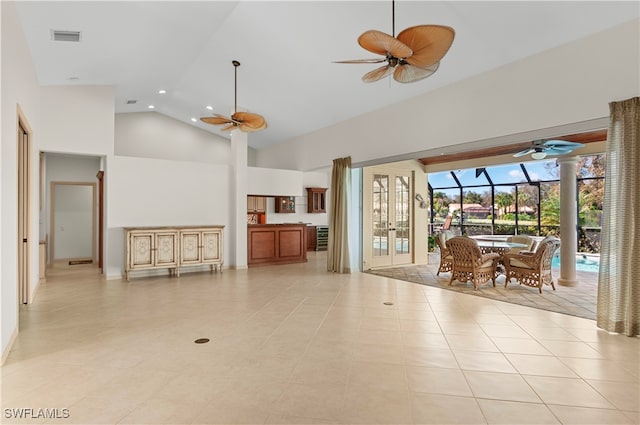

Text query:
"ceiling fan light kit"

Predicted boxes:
[[201, 60, 267, 133], [335, 1, 455, 84]]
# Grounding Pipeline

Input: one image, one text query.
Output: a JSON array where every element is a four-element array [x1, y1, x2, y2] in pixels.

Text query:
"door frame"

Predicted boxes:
[[50, 181, 97, 263]]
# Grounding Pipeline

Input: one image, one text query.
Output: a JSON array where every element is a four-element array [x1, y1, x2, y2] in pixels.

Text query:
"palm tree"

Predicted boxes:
[[495, 192, 514, 216]]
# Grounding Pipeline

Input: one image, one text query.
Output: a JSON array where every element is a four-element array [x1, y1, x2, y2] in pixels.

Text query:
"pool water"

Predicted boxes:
[[551, 254, 600, 273]]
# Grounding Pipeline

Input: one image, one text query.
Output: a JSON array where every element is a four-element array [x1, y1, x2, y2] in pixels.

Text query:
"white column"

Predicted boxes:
[[230, 130, 248, 269], [557, 156, 578, 286]]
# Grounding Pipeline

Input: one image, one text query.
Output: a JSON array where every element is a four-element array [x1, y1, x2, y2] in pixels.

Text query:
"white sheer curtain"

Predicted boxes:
[[597, 97, 640, 336], [327, 157, 351, 273]]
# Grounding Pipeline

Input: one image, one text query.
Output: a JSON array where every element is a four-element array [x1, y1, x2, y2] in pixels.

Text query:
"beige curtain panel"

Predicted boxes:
[[597, 96, 640, 336], [327, 157, 351, 273]]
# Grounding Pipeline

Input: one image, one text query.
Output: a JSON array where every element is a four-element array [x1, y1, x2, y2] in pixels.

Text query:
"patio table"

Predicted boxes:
[[476, 240, 528, 275], [476, 240, 528, 256]]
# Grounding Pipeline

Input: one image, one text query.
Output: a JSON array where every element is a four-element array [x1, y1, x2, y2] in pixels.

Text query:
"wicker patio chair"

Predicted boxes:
[[435, 230, 455, 275], [503, 236, 561, 293], [447, 236, 500, 290], [506, 235, 536, 254]]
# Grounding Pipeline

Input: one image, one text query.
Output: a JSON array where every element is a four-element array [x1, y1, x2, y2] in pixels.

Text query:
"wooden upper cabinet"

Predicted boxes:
[[306, 188, 327, 213], [247, 196, 266, 213], [275, 196, 295, 213]]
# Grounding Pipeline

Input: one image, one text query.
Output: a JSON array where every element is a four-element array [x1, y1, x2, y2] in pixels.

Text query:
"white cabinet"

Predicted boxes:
[[125, 226, 223, 280], [247, 196, 266, 213], [179, 227, 223, 269]]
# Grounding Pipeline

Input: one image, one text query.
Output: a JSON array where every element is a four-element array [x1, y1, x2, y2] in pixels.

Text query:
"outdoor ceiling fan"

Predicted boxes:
[[334, 0, 455, 83], [200, 60, 267, 133], [513, 140, 585, 160]]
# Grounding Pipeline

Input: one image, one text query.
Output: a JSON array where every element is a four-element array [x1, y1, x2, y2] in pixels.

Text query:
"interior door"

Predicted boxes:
[[18, 122, 30, 304], [364, 168, 413, 268], [51, 183, 95, 262]]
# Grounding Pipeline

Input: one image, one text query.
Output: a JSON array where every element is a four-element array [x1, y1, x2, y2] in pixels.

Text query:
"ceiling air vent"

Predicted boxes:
[[51, 30, 81, 42], [126, 100, 137, 105]]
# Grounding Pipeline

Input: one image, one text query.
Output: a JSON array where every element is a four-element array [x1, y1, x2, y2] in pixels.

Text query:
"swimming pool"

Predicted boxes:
[[551, 254, 600, 273]]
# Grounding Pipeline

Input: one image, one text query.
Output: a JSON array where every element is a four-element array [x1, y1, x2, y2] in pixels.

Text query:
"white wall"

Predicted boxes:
[[40, 86, 114, 155], [115, 112, 231, 164], [248, 167, 304, 196], [263, 170, 331, 226], [106, 156, 230, 278], [254, 19, 640, 171], [1, 1, 42, 360]]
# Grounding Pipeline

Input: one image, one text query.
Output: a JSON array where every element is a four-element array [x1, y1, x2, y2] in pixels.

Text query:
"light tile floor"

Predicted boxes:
[[1, 253, 638, 424]]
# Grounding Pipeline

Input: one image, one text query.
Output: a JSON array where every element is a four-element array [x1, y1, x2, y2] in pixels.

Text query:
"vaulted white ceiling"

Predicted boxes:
[[15, 1, 639, 149]]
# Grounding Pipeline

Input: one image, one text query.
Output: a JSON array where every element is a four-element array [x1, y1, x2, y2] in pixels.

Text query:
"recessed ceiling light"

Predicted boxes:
[[158, 89, 166, 94], [148, 105, 155, 109], [206, 105, 213, 111], [190, 118, 197, 122]]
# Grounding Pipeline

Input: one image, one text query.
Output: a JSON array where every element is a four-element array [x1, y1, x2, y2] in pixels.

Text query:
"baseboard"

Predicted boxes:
[[1, 327, 19, 366]]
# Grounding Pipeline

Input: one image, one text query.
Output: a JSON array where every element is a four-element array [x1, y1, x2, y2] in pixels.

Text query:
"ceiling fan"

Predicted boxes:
[[200, 60, 267, 133], [513, 140, 585, 160], [334, 0, 455, 83]]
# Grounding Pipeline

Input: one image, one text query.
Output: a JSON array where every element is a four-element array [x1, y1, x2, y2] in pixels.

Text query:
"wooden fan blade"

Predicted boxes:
[[362, 65, 394, 83], [397, 25, 455, 68], [333, 58, 387, 64], [240, 121, 267, 132], [358, 30, 412, 58], [221, 123, 236, 132], [201, 115, 232, 125], [393, 63, 439, 83], [233, 112, 266, 130]]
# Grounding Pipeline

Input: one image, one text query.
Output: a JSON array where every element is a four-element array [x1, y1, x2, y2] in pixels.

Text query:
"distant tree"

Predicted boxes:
[[518, 184, 540, 214], [432, 191, 449, 218], [464, 191, 483, 205], [540, 183, 560, 225], [479, 190, 493, 208], [495, 192, 514, 216]]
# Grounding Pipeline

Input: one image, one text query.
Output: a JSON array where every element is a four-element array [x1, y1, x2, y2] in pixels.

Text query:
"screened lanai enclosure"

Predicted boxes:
[[428, 154, 605, 254]]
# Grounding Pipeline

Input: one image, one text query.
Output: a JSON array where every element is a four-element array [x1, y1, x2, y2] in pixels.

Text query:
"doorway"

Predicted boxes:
[[363, 167, 413, 268], [50, 182, 96, 264]]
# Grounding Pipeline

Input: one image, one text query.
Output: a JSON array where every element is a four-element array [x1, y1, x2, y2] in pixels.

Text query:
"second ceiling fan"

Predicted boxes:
[[335, 0, 455, 83]]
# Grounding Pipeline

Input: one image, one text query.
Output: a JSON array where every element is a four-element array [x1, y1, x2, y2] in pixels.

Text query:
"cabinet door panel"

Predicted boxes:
[[202, 231, 221, 262], [155, 233, 177, 266], [131, 233, 153, 268], [255, 196, 266, 213], [180, 232, 201, 264]]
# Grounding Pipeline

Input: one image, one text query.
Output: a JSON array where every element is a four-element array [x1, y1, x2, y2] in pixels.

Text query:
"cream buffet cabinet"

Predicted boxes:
[[124, 226, 224, 280]]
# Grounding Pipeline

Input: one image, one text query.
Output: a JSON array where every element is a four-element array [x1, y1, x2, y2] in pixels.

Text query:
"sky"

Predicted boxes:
[[428, 159, 560, 191]]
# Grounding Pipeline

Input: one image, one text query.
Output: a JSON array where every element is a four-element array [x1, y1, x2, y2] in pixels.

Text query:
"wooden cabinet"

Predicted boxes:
[[306, 188, 327, 213], [125, 226, 223, 280], [275, 196, 296, 213], [248, 224, 307, 266], [247, 196, 266, 213], [306, 226, 317, 251]]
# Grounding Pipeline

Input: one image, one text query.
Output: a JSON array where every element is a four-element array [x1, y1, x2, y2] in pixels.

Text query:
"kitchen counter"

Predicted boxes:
[[247, 223, 307, 266]]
